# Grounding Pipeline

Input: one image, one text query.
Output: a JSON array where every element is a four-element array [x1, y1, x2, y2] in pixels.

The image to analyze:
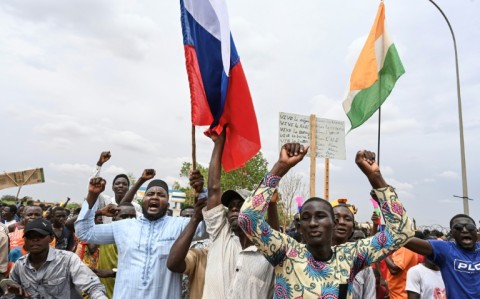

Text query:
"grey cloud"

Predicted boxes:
[[49, 162, 92, 175], [103, 165, 127, 175], [1, 0, 156, 61], [108, 130, 158, 154], [437, 171, 459, 179], [35, 121, 93, 137]]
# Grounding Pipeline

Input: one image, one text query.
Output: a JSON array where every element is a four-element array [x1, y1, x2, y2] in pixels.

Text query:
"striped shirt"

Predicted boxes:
[[75, 200, 206, 299]]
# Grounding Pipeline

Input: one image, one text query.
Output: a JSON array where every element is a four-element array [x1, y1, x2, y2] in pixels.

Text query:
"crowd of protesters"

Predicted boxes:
[[0, 133, 479, 298]]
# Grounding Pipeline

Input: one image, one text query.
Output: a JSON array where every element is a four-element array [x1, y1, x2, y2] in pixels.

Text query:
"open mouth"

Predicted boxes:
[[147, 201, 160, 213], [461, 235, 473, 245]]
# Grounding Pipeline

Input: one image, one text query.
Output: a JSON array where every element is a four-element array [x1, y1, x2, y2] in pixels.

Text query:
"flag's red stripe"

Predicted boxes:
[[207, 62, 261, 171], [184, 45, 213, 126]]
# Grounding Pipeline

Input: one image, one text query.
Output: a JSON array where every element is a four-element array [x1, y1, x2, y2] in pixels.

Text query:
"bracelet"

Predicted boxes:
[[262, 173, 281, 188]]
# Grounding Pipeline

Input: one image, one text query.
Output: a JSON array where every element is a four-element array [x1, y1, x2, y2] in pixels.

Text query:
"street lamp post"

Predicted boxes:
[[428, 0, 469, 215]]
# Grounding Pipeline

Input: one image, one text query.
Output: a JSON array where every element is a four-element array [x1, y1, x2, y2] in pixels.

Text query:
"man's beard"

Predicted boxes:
[[142, 207, 165, 221]]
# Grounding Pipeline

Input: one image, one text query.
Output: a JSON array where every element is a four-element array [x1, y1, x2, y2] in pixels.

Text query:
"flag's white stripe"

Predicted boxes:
[[342, 89, 360, 114], [375, 26, 392, 71], [343, 29, 393, 114], [185, 0, 231, 77], [209, 0, 231, 76], [184, 0, 220, 40]]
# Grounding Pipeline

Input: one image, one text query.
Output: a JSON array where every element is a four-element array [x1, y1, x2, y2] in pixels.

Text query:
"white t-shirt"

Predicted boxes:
[[89, 165, 143, 223], [406, 263, 446, 298]]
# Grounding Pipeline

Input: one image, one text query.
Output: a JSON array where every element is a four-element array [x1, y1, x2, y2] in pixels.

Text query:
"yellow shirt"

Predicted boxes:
[[239, 175, 415, 299]]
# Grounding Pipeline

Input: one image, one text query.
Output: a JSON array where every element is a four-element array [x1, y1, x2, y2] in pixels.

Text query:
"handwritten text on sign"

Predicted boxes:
[[278, 112, 346, 160]]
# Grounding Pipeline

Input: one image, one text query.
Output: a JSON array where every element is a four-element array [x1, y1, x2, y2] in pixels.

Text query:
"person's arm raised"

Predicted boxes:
[[349, 150, 415, 271], [86, 178, 107, 209], [89, 151, 111, 185], [355, 150, 386, 189], [75, 177, 116, 245], [206, 129, 226, 210], [66, 215, 78, 232], [238, 143, 308, 266], [120, 169, 155, 205], [189, 169, 205, 198], [167, 198, 207, 273], [370, 212, 379, 236], [269, 143, 309, 178], [97, 151, 111, 167], [267, 190, 280, 231]]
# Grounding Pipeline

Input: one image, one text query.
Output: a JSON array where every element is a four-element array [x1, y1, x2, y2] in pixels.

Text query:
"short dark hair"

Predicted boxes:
[[414, 230, 426, 240], [118, 202, 134, 208], [113, 174, 130, 187], [300, 197, 334, 220], [449, 214, 476, 228], [6, 204, 17, 215], [52, 206, 66, 215], [180, 205, 194, 214]]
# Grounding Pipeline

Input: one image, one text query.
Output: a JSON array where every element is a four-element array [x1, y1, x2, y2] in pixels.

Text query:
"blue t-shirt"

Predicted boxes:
[[428, 240, 480, 299]]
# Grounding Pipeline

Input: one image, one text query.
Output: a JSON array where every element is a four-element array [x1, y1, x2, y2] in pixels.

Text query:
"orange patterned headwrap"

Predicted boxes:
[[330, 198, 358, 215]]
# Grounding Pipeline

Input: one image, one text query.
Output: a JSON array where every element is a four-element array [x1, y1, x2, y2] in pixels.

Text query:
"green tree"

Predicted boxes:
[[171, 181, 197, 207], [66, 203, 81, 210], [1, 195, 17, 202], [178, 152, 297, 226], [180, 152, 268, 192], [127, 172, 137, 185]]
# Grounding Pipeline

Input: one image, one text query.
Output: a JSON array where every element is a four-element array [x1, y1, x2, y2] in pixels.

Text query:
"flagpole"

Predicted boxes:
[[192, 124, 197, 170], [428, 0, 469, 215], [377, 107, 381, 166]]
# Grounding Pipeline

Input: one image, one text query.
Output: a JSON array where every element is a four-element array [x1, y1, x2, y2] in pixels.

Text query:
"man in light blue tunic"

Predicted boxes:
[[75, 177, 206, 299]]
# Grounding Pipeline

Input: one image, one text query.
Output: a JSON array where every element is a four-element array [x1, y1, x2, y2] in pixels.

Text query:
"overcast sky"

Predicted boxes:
[[1, 0, 479, 228]]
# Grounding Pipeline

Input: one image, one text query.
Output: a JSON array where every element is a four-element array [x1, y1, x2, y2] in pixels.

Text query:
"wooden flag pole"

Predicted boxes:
[[324, 158, 329, 200], [192, 125, 197, 170], [309, 114, 316, 198]]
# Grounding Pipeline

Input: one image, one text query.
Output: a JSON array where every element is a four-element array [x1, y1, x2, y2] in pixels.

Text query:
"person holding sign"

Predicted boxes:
[[238, 143, 414, 299]]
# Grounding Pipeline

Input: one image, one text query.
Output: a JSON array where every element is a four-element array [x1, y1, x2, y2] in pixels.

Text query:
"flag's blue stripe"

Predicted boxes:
[[180, 0, 194, 46], [181, 1, 240, 128]]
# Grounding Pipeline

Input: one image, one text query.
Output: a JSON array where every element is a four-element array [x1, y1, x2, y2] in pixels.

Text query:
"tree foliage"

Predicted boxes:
[[179, 152, 269, 206], [127, 172, 137, 185], [1, 195, 17, 202]]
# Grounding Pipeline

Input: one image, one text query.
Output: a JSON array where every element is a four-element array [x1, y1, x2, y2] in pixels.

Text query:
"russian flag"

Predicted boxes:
[[180, 0, 261, 172]]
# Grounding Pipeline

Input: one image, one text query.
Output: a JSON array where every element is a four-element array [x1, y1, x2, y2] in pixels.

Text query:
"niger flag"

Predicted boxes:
[[343, 2, 405, 131]]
